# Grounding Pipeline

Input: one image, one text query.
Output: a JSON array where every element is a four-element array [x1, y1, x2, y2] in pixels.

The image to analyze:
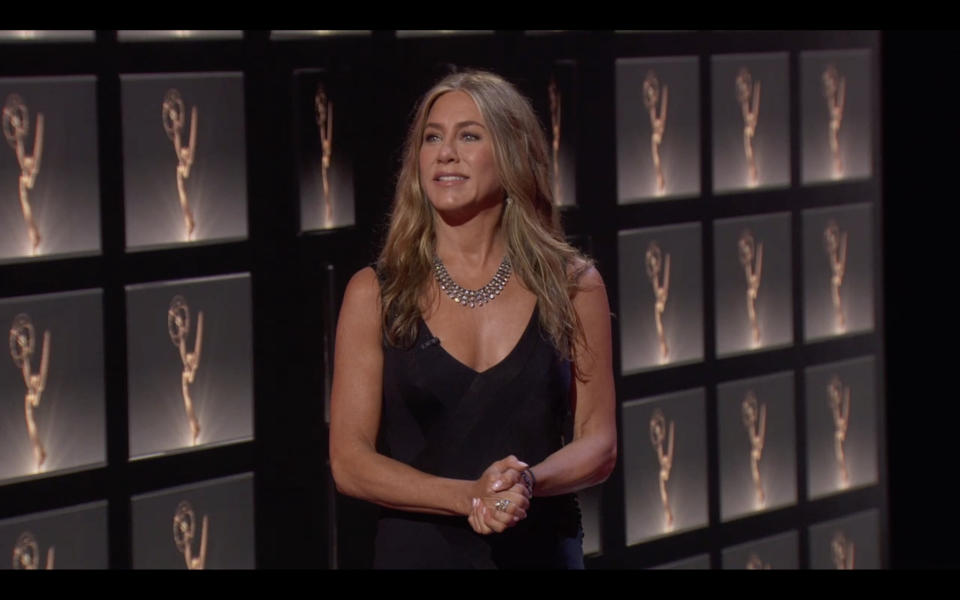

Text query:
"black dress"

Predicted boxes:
[[374, 305, 583, 569]]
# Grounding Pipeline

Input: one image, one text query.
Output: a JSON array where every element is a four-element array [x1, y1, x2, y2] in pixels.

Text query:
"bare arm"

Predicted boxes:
[[31, 113, 43, 178], [661, 85, 668, 127], [193, 311, 204, 370], [752, 81, 761, 120], [329, 267, 528, 519], [186, 105, 198, 167], [758, 403, 766, 444], [36, 330, 50, 394], [663, 253, 671, 298], [755, 241, 763, 282], [524, 266, 617, 497]]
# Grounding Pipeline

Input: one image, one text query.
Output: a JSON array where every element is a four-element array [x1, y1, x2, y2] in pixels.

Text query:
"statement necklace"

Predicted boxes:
[[433, 254, 512, 309]]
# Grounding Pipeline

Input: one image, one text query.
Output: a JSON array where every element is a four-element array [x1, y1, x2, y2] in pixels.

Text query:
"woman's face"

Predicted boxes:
[[419, 91, 503, 217]]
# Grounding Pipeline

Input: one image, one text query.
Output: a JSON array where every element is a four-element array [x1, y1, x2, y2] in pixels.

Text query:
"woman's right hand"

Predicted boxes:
[[467, 456, 531, 535]]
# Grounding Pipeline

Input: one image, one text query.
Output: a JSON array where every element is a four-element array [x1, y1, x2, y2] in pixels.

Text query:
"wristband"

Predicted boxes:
[[520, 468, 536, 495]]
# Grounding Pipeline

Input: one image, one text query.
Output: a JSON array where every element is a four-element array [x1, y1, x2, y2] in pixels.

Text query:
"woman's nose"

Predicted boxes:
[[437, 138, 457, 162]]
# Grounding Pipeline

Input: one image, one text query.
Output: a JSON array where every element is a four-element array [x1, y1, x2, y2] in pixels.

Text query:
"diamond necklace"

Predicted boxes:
[[433, 254, 512, 309]]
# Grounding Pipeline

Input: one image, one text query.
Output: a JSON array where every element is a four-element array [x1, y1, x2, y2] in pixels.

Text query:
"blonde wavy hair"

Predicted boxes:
[[377, 70, 592, 365]]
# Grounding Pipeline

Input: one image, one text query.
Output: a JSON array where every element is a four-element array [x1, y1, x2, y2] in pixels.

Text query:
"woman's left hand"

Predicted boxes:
[[468, 481, 530, 535]]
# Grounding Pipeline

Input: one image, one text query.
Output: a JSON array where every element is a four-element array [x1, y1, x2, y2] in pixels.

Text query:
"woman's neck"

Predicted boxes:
[[433, 203, 506, 272]]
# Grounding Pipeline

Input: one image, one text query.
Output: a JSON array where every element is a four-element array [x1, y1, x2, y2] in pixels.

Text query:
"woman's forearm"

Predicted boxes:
[[331, 445, 476, 517], [527, 430, 617, 498]]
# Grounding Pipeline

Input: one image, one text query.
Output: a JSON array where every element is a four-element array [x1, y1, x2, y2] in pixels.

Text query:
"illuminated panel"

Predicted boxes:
[[0, 76, 101, 263], [395, 30, 494, 37], [578, 483, 603, 556], [117, 31, 243, 42], [713, 212, 793, 357], [800, 49, 873, 185], [808, 509, 881, 569], [711, 52, 791, 194], [618, 222, 703, 374], [0, 31, 94, 43], [294, 69, 356, 231], [616, 56, 700, 203], [126, 274, 253, 459], [0, 290, 105, 484], [270, 30, 372, 40], [131, 473, 254, 569], [718, 371, 797, 521], [802, 203, 874, 340], [721, 530, 799, 569], [652, 554, 711, 569], [120, 72, 248, 250], [623, 388, 707, 545], [805, 356, 878, 499], [0, 501, 107, 569]]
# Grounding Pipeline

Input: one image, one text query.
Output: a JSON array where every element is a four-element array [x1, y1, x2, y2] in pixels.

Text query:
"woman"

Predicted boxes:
[[329, 70, 616, 569]]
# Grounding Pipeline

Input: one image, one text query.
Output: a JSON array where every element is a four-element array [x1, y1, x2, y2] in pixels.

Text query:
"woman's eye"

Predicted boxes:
[[424, 133, 441, 143], [461, 132, 480, 141]]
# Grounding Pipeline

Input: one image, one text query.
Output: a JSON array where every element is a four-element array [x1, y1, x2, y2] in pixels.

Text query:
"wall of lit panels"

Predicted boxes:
[[0, 29, 256, 570], [583, 35, 884, 570]]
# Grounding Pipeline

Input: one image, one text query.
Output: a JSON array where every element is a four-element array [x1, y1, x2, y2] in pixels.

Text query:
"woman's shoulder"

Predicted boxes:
[[343, 266, 382, 311], [567, 256, 604, 289]]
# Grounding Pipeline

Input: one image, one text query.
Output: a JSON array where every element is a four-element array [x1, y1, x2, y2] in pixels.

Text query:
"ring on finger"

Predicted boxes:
[[494, 498, 511, 512]]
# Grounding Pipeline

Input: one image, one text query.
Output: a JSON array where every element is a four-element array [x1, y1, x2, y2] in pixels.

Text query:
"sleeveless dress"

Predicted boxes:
[[374, 304, 583, 569]]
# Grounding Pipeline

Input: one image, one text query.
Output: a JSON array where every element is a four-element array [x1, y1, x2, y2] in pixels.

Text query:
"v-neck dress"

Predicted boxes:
[[374, 305, 583, 569]]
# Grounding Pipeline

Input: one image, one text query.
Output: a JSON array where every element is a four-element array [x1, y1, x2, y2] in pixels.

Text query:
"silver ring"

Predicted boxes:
[[494, 499, 511, 512]]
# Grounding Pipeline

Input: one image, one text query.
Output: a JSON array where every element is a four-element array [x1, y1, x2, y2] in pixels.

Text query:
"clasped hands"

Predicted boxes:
[[467, 455, 533, 535]]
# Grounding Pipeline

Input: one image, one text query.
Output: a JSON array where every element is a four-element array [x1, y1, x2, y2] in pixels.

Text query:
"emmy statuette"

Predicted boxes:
[[173, 500, 208, 570], [738, 229, 763, 346], [745, 553, 771, 570], [9, 314, 50, 470], [642, 70, 668, 195], [827, 374, 851, 487], [12, 532, 54, 570], [823, 220, 848, 333], [741, 390, 767, 507], [548, 75, 562, 205], [831, 531, 855, 570], [645, 241, 670, 362], [168, 295, 202, 445], [735, 67, 761, 187], [162, 89, 198, 241], [822, 65, 846, 178], [650, 408, 676, 529], [315, 83, 334, 227], [2, 94, 44, 254]]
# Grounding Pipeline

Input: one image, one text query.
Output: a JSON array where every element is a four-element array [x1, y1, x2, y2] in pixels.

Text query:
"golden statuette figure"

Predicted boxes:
[[831, 531, 855, 570], [827, 374, 851, 486], [315, 83, 334, 227], [162, 89, 198, 240], [735, 67, 761, 187], [9, 313, 50, 470], [823, 220, 848, 333], [738, 229, 763, 346], [168, 295, 202, 445], [2, 94, 44, 254], [745, 553, 771, 569], [741, 390, 767, 507], [822, 65, 846, 178], [650, 408, 676, 529], [547, 75, 562, 205], [645, 241, 671, 362], [173, 500, 208, 570], [642, 70, 668, 195], [12, 531, 54, 570]]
